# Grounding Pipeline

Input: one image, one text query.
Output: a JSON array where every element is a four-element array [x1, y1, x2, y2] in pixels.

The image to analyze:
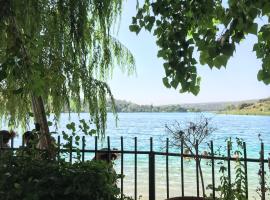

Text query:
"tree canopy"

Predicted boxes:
[[0, 0, 135, 135], [130, 0, 270, 95]]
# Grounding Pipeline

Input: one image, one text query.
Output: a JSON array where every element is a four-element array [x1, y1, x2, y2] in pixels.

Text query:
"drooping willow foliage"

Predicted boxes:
[[0, 0, 135, 135]]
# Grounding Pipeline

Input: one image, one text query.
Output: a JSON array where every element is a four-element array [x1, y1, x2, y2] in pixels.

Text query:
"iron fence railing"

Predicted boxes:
[[0, 136, 269, 200]]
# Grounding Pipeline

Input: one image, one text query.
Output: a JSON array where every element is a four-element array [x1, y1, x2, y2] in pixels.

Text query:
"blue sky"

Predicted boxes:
[[109, 1, 270, 105]]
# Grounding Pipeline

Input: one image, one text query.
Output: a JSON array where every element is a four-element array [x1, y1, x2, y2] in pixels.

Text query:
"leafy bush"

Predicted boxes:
[[207, 137, 270, 199], [0, 155, 124, 200]]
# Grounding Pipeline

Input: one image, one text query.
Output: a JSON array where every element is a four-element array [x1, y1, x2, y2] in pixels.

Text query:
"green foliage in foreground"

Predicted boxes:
[[221, 98, 270, 115], [131, 0, 270, 95], [211, 138, 270, 199], [207, 138, 248, 200], [0, 155, 128, 200]]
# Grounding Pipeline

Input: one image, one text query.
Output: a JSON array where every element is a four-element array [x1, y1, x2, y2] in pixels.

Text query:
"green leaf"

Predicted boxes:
[[221, 44, 235, 56], [66, 122, 76, 132], [213, 55, 228, 68], [191, 85, 200, 96], [162, 77, 171, 88], [132, 17, 137, 24], [47, 121, 53, 127], [157, 49, 167, 58], [262, 29, 270, 41], [75, 136, 80, 141], [170, 79, 178, 89], [262, 2, 270, 15], [247, 23, 258, 35], [145, 16, 155, 31], [90, 129, 96, 135], [199, 51, 209, 65], [129, 25, 141, 34]]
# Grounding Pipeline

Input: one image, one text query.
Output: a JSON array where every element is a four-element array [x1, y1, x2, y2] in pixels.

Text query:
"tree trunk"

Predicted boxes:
[[184, 144, 206, 197], [31, 95, 51, 149], [198, 161, 206, 197]]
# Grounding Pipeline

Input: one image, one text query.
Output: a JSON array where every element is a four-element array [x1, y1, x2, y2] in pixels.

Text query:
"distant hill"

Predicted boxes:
[[67, 97, 270, 114], [107, 100, 188, 112], [107, 98, 270, 113], [220, 98, 270, 115], [180, 99, 258, 112]]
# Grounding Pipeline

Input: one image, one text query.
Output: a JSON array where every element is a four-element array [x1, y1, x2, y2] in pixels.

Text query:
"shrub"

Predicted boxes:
[[0, 155, 123, 200]]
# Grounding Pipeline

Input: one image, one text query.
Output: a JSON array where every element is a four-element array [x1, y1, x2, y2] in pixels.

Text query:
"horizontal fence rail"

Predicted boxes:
[[0, 136, 269, 200]]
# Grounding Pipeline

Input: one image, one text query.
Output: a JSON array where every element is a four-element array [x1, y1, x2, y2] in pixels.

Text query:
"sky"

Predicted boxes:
[[108, 1, 270, 106]]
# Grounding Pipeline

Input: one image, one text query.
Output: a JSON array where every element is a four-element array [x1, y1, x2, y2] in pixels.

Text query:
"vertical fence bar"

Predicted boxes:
[[22, 135, 25, 147], [211, 141, 215, 200], [95, 136, 97, 160], [69, 136, 73, 163], [227, 141, 231, 188], [107, 136, 111, 162], [0, 135, 2, 149], [196, 140, 199, 197], [82, 136, 85, 162], [181, 138, 184, 197], [261, 142, 265, 200], [11, 136, 14, 149], [121, 136, 124, 200], [21, 135, 24, 157], [243, 142, 248, 199], [166, 138, 169, 199], [134, 137, 137, 200], [11, 136, 14, 154], [0, 135, 2, 158], [149, 137, 155, 200], [57, 136, 60, 162]]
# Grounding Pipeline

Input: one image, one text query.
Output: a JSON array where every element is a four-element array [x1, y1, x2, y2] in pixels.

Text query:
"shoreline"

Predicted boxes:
[[218, 111, 270, 116]]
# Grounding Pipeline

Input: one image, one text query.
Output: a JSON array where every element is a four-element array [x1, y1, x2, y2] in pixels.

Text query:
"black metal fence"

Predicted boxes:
[[1, 136, 269, 200]]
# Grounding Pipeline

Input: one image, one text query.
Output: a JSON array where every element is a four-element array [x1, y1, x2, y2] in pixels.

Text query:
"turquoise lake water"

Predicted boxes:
[[3, 112, 270, 199]]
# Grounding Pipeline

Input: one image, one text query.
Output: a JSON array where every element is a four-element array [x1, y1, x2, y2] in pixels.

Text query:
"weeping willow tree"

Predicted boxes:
[[0, 0, 135, 148]]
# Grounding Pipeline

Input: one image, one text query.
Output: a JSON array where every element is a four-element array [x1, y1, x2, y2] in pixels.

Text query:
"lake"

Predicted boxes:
[[3, 112, 270, 199]]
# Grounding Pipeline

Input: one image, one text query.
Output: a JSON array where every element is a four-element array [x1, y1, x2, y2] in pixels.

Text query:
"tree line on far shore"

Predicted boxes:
[[107, 100, 192, 112]]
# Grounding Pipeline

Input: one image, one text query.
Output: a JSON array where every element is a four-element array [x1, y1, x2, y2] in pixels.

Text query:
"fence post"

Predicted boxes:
[[211, 141, 215, 200], [94, 136, 97, 160], [107, 136, 111, 162], [69, 136, 73, 163], [166, 138, 169, 199], [0, 135, 2, 158], [227, 141, 231, 189], [243, 142, 248, 199], [149, 137, 155, 200], [57, 136, 60, 162], [181, 138, 184, 197], [195, 140, 199, 197], [121, 136, 124, 200], [82, 136, 85, 162], [261, 142, 265, 200], [134, 137, 137, 200]]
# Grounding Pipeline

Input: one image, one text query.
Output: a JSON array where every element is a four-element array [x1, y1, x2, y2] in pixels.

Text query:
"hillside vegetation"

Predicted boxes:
[[66, 98, 270, 114], [221, 98, 270, 115], [107, 100, 188, 112]]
